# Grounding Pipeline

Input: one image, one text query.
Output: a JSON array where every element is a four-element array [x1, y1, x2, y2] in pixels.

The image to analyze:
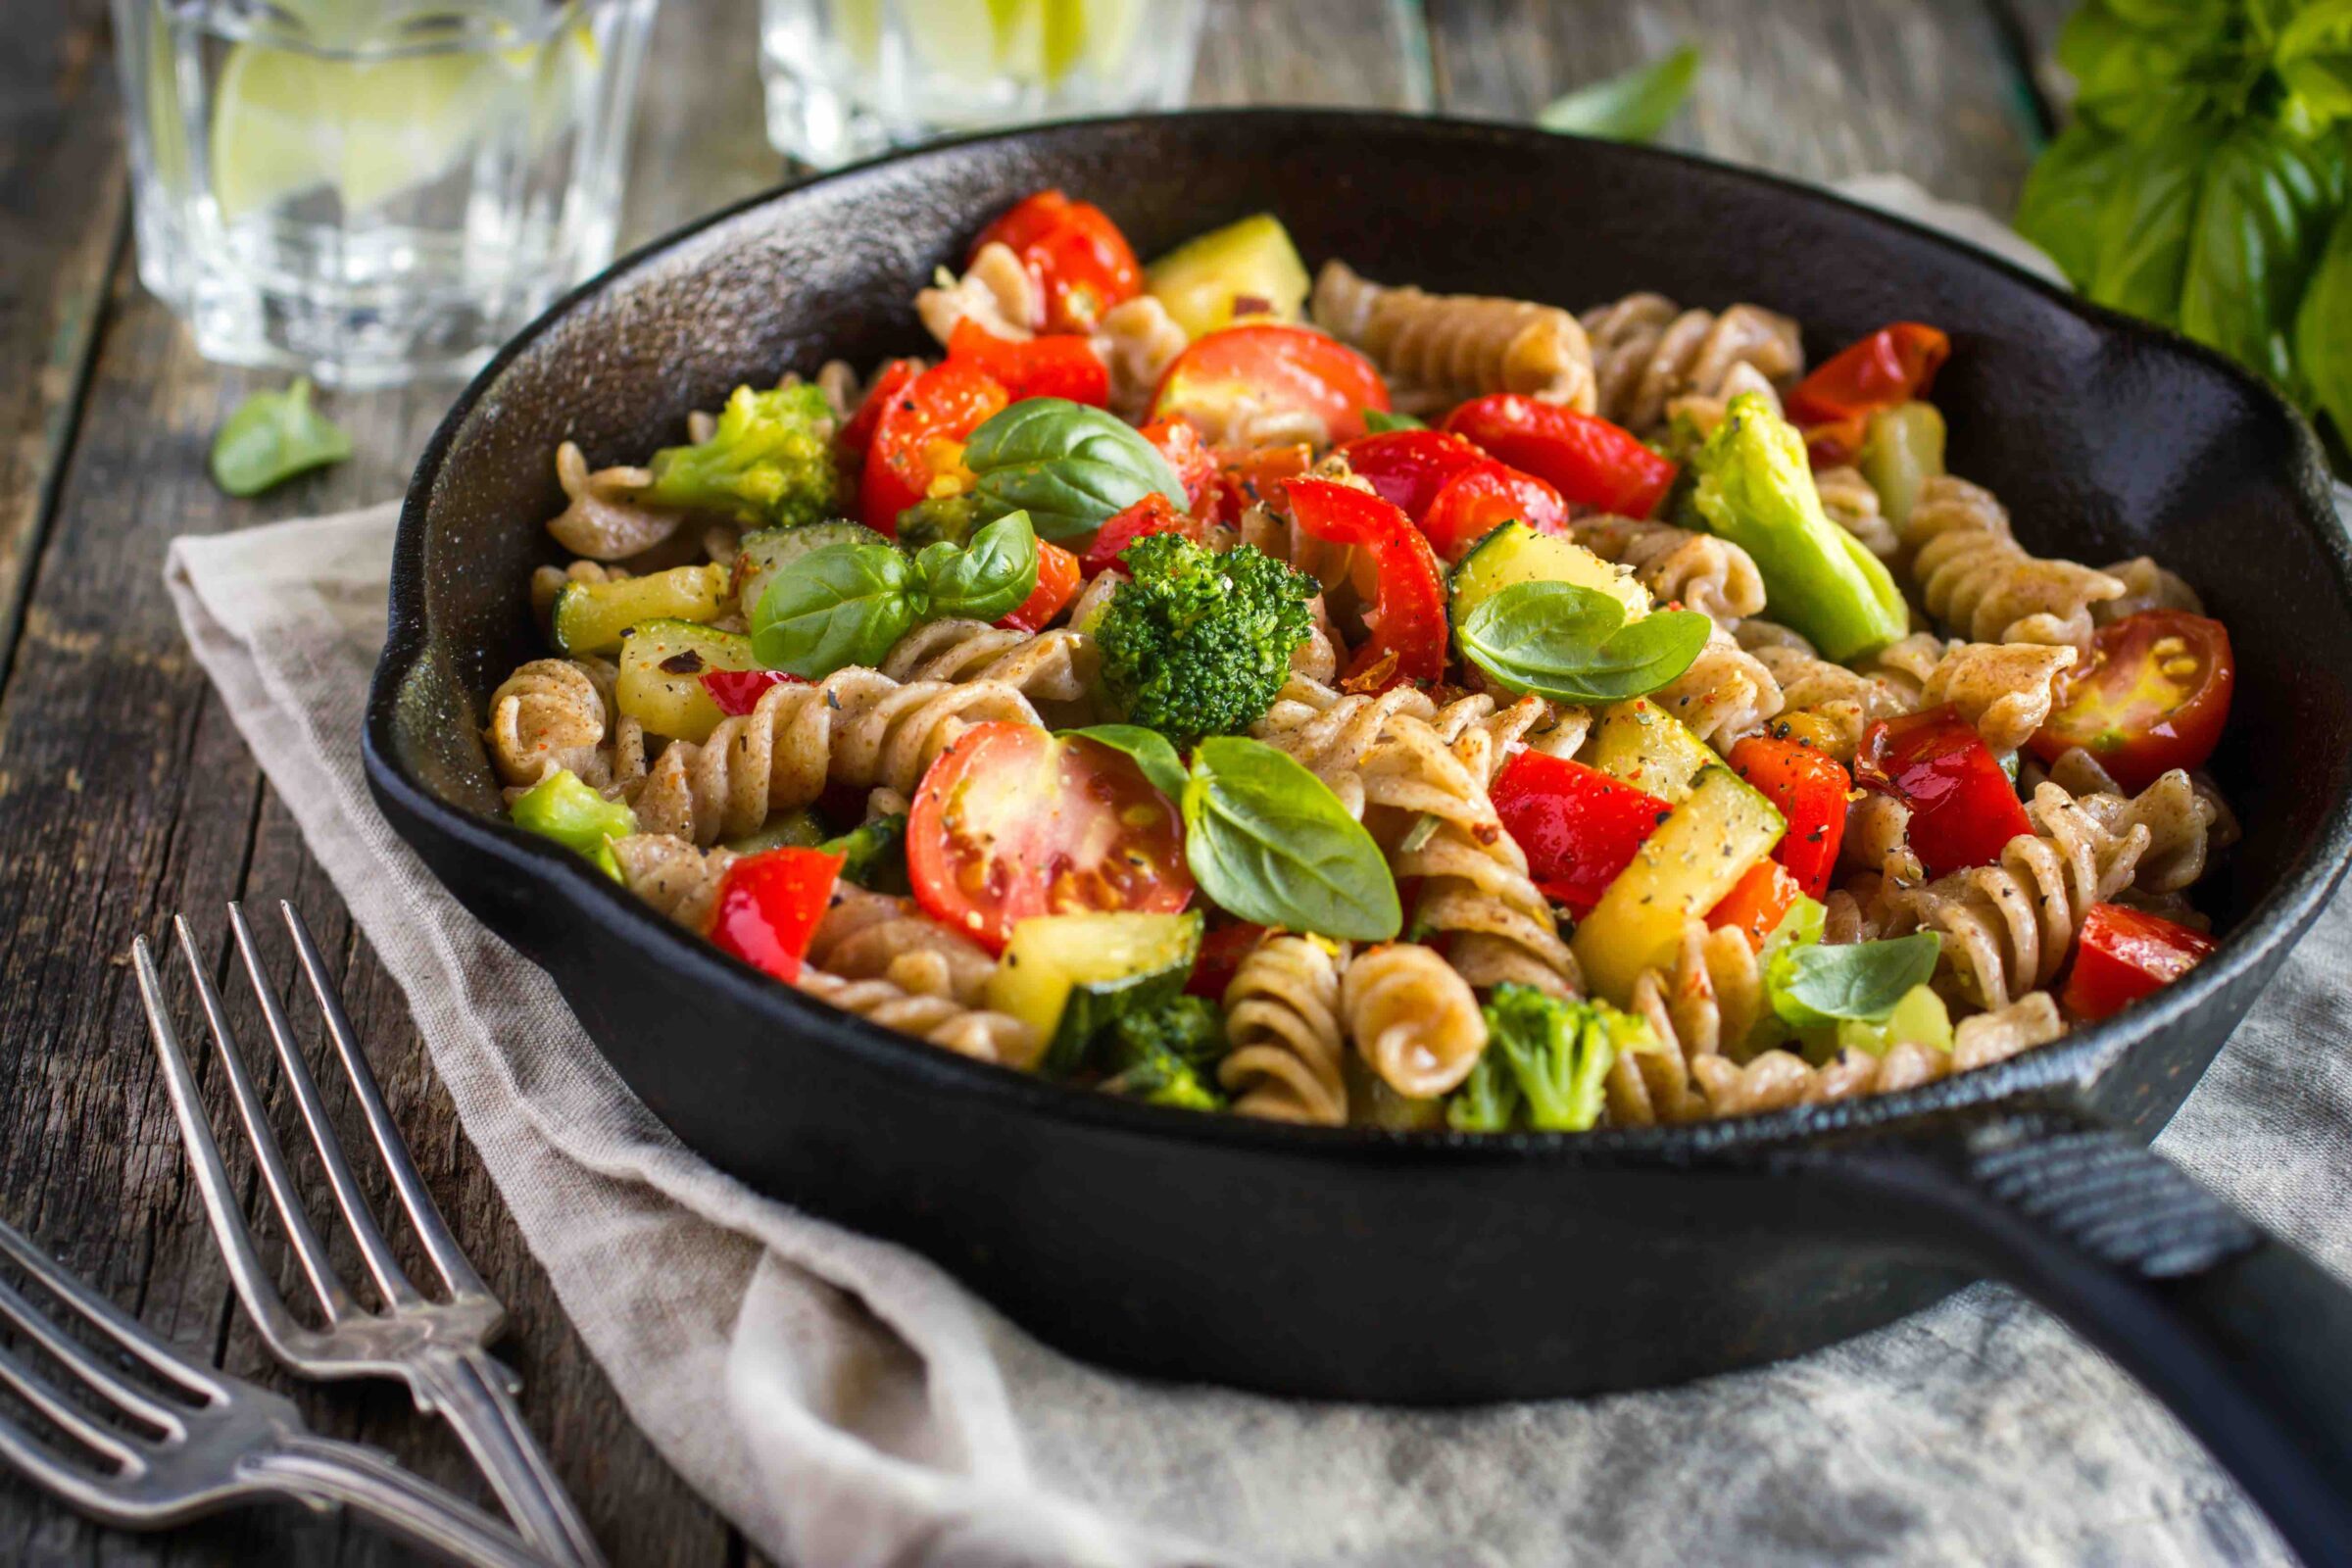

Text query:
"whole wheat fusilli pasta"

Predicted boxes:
[[915, 240, 1038, 344], [1220, 935, 1351, 1125], [796, 966, 1040, 1067], [1902, 476, 2124, 652], [612, 833, 736, 931], [1311, 260, 1595, 413], [547, 441, 685, 561], [1574, 515, 1766, 625], [1343, 942, 1487, 1100], [808, 887, 998, 1004], [1653, 627, 1785, 749], [1579, 292, 1802, 434], [1093, 295, 1189, 422]]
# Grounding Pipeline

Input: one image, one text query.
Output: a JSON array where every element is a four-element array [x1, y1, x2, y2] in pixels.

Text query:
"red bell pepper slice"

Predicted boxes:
[[700, 669, 807, 717], [1788, 322, 1949, 466], [1141, 417, 1218, 514], [1489, 750, 1674, 913], [1082, 492, 1197, 577], [946, 318, 1109, 407], [708, 847, 844, 981], [859, 360, 1008, 537], [1727, 735, 1851, 901], [1442, 394, 1679, 517], [837, 358, 922, 462], [1282, 477, 1449, 692], [1334, 429, 1485, 521], [1419, 461, 1571, 562], [998, 540, 1081, 632], [1209, 443, 1314, 528], [1706, 859, 1803, 953], [1854, 705, 2032, 878], [2059, 903, 2217, 1021], [1186, 919, 1268, 1000]]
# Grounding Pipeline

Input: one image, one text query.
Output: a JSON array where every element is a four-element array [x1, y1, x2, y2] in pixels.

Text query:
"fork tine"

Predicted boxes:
[[0, 1221, 221, 1408], [278, 902, 487, 1299], [0, 1275, 184, 1439], [0, 1402, 117, 1510], [0, 1337, 140, 1470], [226, 904, 421, 1310]]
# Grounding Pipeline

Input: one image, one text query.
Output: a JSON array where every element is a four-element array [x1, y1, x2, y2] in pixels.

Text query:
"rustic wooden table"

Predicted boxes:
[[0, 2, 2071, 1562]]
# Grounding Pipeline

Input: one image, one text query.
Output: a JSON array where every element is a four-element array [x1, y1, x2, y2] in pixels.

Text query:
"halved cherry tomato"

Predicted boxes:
[[1141, 418, 1218, 514], [1334, 429, 1485, 520], [1186, 919, 1268, 1000], [859, 361, 1009, 537], [1419, 461, 1571, 562], [1082, 492, 1197, 577], [700, 669, 806, 716], [998, 540, 1081, 633], [971, 188, 1142, 334], [1727, 735, 1851, 901], [1855, 705, 2032, 878], [837, 358, 922, 462], [946, 318, 1109, 406], [709, 848, 843, 981], [1283, 477, 1448, 692], [1706, 859, 1803, 953], [1788, 323, 1950, 466], [1210, 442, 1314, 526], [2028, 611, 2233, 795], [1489, 750, 1673, 913], [1441, 394, 1678, 516], [2060, 903, 2218, 1021], [1152, 324, 1391, 448], [907, 721, 1193, 953]]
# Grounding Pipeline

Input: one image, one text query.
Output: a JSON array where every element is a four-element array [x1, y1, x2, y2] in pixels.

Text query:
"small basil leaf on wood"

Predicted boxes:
[[963, 397, 1187, 541], [1065, 724, 1190, 801], [751, 542, 919, 676], [918, 510, 1039, 622], [210, 378, 353, 497], [1769, 932, 1941, 1031], [1456, 581, 1712, 704], [1361, 408, 1426, 433], [1537, 44, 1699, 142], [1181, 736, 1399, 942]]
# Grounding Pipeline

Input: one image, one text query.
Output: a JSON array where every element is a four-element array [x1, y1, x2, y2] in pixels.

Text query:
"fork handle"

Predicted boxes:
[[252, 1434, 555, 1568], [414, 1347, 606, 1568]]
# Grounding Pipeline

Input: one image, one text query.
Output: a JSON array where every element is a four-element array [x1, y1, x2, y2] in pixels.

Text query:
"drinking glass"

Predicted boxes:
[[113, 0, 659, 387], [760, 0, 1207, 169]]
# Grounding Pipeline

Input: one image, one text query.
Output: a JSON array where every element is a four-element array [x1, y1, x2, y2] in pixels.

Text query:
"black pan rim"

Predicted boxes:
[[366, 106, 2352, 1169]]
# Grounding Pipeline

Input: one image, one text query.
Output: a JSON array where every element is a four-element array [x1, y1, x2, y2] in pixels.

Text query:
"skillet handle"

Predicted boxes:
[[1789, 1111, 2352, 1567]]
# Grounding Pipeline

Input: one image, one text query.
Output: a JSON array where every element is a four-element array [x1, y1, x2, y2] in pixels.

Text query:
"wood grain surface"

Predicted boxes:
[[0, 2, 2055, 1562]]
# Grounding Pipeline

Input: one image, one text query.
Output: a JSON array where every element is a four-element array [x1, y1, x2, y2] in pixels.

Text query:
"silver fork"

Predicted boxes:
[[0, 1215, 548, 1566], [132, 902, 604, 1568]]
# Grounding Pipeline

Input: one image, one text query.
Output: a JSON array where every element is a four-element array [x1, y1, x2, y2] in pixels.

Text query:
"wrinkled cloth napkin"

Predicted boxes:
[[163, 174, 2352, 1563]]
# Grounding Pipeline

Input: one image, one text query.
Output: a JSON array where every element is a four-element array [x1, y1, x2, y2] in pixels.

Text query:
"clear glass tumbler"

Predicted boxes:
[[113, 0, 659, 387], [760, 0, 1206, 169]]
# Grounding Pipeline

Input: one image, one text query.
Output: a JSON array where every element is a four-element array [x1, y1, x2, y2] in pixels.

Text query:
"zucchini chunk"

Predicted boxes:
[[551, 563, 730, 657], [614, 618, 763, 743], [985, 910, 1203, 1076], [1449, 521, 1649, 628], [733, 520, 890, 619], [1588, 698, 1719, 805]]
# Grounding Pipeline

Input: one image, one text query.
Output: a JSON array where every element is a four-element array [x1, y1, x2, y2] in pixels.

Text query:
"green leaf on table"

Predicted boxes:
[[2297, 202, 2352, 444], [750, 541, 920, 676], [1538, 45, 1699, 142], [209, 378, 353, 497], [963, 397, 1187, 541], [1065, 723, 1190, 802], [1768, 932, 1941, 1031], [1180, 736, 1399, 943], [1456, 580, 1712, 705], [2176, 121, 2345, 394], [917, 509, 1039, 622]]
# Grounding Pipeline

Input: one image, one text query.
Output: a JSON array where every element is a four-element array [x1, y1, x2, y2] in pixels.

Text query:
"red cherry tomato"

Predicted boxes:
[[859, 361, 1008, 537], [1082, 492, 1197, 577], [1419, 461, 1571, 563], [1441, 394, 1678, 516], [1488, 750, 1673, 913], [1283, 477, 1448, 692], [1727, 735, 1851, 901], [699, 669, 806, 716], [1141, 418, 1219, 514], [997, 541, 1081, 633], [1706, 859, 1804, 953], [1334, 429, 1485, 520], [2028, 611, 2234, 795], [970, 188, 1142, 334], [1186, 919, 1268, 1000], [945, 318, 1109, 406], [1855, 705, 2032, 878], [907, 722, 1194, 953], [709, 848, 843, 981], [1787, 322, 1951, 426], [1152, 324, 1391, 448], [2060, 903, 2218, 1021], [837, 358, 922, 462]]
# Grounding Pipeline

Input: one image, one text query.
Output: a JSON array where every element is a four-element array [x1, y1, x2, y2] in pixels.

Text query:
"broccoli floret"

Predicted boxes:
[[819, 812, 909, 896], [1094, 533, 1315, 746], [896, 491, 985, 549], [509, 769, 634, 881], [1098, 995, 1228, 1111], [641, 382, 842, 528], [1480, 983, 1658, 1133], [1445, 1048, 1524, 1133]]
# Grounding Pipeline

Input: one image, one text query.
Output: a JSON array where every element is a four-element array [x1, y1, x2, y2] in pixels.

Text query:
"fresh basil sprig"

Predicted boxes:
[[1767, 932, 1941, 1031], [963, 398, 1187, 541], [1065, 723, 1191, 801], [1456, 581, 1712, 705], [750, 511, 1039, 676], [210, 377, 353, 497], [1181, 737, 1399, 942]]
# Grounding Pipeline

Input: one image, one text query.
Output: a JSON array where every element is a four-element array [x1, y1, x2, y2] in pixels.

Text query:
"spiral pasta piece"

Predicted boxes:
[[2062, 764, 2230, 895], [1573, 515, 1765, 625], [612, 833, 737, 931], [2096, 556, 2202, 623], [1902, 477, 2123, 652], [879, 619, 1098, 710], [814, 359, 863, 419], [1342, 943, 1488, 1100], [1735, 620, 1908, 761], [1604, 922, 1761, 1127], [1579, 293, 1803, 434], [796, 967, 1040, 1068], [546, 441, 685, 561], [1311, 260, 1595, 413], [1917, 640, 2079, 756], [1815, 465, 1900, 564], [915, 240, 1038, 344], [1652, 627, 1784, 749], [808, 887, 998, 1004], [486, 658, 620, 791], [1220, 935, 1351, 1125], [1093, 295, 1189, 422]]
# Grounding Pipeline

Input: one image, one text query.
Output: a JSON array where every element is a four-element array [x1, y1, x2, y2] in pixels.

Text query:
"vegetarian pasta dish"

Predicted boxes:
[[483, 189, 2237, 1131]]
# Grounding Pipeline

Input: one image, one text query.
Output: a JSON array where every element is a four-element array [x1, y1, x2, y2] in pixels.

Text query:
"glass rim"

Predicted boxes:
[[149, 0, 642, 63]]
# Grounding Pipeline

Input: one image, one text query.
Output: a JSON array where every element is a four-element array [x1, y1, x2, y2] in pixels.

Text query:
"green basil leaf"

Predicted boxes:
[[209, 378, 353, 497], [2297, 202, 2352, 445], [1456, 582, 1712, 704], [2278, 0, 2352, 129], [1537, 44, 1699, 142], [918, 509, 1039, 622], [750, 542, 920, 676], [1065, 723, 1190, 801], [2015, 123, 2137, 289], [1361, 408, 1426, 433], [1769, 932, 1942, 1030], [2086, 121, 2210, 326], [963, 397, 1187, 541], [2059, 1, 2233, 132], [1181, 736, 1399, 942], [2176, 122, 2345, 393]]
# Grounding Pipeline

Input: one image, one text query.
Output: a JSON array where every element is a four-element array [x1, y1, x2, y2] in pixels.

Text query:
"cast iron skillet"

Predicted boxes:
[[367, 113, 2352, 1561]]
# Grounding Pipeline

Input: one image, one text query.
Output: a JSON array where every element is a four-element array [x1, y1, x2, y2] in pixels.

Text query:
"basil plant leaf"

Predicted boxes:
[[919, 509, 1039, 622], [210, 377, 353, 497], [1065, 723, 1190, 802], [963, 397, 1187, 541], [2014, 123, 2136, 290], [751, 542, 920, 677], [2086, 122, 2210, 327], [2277, 1, 2352, 130], [1456, 581, 1712, 705], [1537, 44, 1699, 142], [1769, 932, 1942, 1031], [1181, 736, 1400, 943], [2176, 121, 2345, 394], [1361, 408, 1426, 433], [2297, 203, 2352, 446]]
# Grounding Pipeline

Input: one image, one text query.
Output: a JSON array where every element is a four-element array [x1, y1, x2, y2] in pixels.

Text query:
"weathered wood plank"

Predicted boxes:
[[1191, 0, 1435, 109]]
